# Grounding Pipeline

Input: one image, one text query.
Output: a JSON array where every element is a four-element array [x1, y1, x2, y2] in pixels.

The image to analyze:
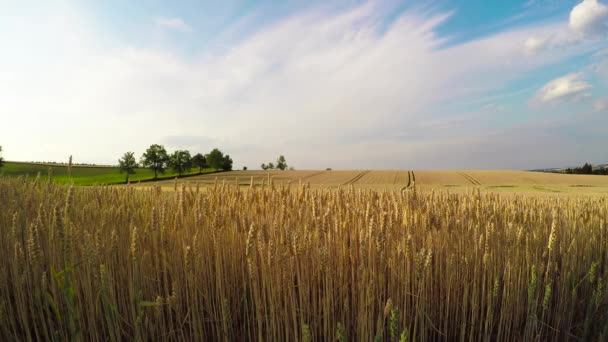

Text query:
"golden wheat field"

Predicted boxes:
[[1, 175, 608, 341], [144, 170, 608, 194]]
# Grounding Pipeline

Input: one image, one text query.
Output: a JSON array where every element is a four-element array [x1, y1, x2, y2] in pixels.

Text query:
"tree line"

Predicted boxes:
[[261, 155, 293, 170], [564, 162, 608, 175], [119, 145, 233, 182]]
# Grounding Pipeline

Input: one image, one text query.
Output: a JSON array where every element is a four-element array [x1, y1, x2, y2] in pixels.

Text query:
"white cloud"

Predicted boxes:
[[521, 0, 608, 57], [536, 73, 592, 102], [569, 0, 608, 38], [523, 36, 549, 54], [594, 97, 608, 111], [1, 2, 605, 168], [154, 17, 193, 32]]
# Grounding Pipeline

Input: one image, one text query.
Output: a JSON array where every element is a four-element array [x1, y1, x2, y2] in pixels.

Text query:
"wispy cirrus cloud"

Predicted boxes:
[[593, 47, 608, 57], [594, 97, 608, 111], [154, 17, 193, 32]]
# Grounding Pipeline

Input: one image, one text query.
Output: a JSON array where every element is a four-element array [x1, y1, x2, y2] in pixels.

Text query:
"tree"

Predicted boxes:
[[0, 145, 4, 169], [567, 162, 596, 175], [582, 163, 593, 175], [118, 152, 138, 183], [222, 155, 233, 171], [260, 162, 276, 170], [141, 144, 169, 179], [262, 158, 285, 170], [192, 153, 207, 174], [169, 150, 193, 176], [276, 155, 288, 170], [206, 148, 225, 170], [67, 155, 73, 178]]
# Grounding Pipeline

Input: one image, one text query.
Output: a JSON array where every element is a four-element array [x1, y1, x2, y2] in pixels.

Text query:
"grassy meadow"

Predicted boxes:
[[1, 162, 214, 186], [1, 176, 607, 340]]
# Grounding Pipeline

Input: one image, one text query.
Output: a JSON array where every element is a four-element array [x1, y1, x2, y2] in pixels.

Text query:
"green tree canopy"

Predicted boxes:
[[206, 148, 225, 170], [118, 151, 138, 183], [192, 153, 207, 173], [140, 144, 169, 179], [222, 155, 233, 171], [169, 150, 193, 176], [261, 162, 275, 170], [276, 155, 288, 170]]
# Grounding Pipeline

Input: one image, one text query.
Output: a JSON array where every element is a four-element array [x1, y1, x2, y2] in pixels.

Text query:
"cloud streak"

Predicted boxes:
[[594, 97, 608, 111], [154, 17, 193, 32]]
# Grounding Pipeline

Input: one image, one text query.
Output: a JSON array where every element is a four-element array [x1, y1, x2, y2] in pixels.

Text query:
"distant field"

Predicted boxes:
[[414, 170, 608, 193], [0, 161, 214, 186], [144, 169, 608, 193], [4, 164, 608, 192], [145, 170, 381, 188]]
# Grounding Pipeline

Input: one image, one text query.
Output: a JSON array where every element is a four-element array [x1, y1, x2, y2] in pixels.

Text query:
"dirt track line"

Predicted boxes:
[[457, 172, 475, 185], [466, 173, 481, 186], [343, 171, 370, 186], [458, 172, 481, 186], [299, 171, 327, 181], [401, 171, 415, 191]]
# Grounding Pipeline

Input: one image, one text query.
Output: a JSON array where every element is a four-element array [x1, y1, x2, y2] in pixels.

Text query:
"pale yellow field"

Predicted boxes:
[[413, 170, 608, 193], [158, 170, 320, 186], [138, 170, 608, 193], [355, 170, 409, 185], [298, 170, 367, 185], [148, 170, 375, 188]]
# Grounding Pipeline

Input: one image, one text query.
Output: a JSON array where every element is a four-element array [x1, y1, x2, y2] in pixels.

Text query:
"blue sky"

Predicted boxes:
[[1, 0, 607, 169]]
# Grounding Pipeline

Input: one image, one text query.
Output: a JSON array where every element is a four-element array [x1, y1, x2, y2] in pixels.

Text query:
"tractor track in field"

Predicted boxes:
[[466, 173, 481, 186], [401, 171, 416, 190], [299, 171, 328, 181], [458, 172, 481, 186], [343, 171, 371, 186]]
